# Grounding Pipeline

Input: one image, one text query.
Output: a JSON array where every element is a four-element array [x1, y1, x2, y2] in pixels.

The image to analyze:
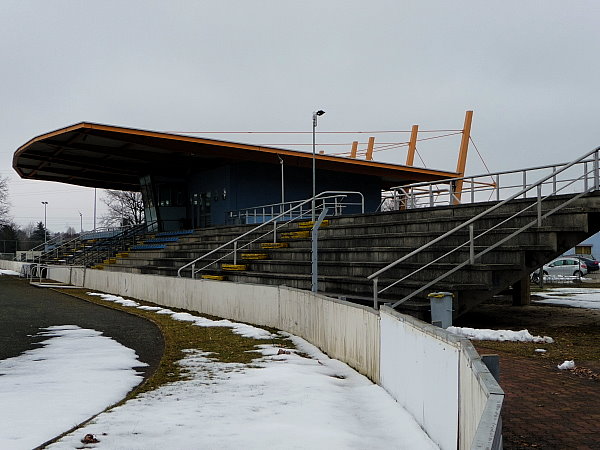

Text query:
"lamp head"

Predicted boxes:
[[315, 110, 325, 116]]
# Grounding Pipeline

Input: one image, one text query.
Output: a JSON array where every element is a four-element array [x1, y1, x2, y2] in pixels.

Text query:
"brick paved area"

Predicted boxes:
[[477, 348, 600, 449]]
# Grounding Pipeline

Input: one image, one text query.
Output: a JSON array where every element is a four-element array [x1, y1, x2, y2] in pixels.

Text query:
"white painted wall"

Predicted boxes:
[[379, 307, 460, 450], [0, 260, 25, 272]]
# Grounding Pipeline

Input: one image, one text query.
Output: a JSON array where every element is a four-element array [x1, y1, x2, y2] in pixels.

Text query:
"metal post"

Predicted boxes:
[[373, 278, 379, 309], [429, 184, 434, 207], [311, 207, 329, 293], [594, 150, 599, 190], [41, 201, 48, 245], [233, 241, 238, 265], [522, 170, 527, 198], [469, 224, 475, 264], [273, 221, 277, 243], [312, 110, 325, 222], [470, 178, 475, 203], [537, 185, 542, 226], [584, 162, 589, 192], [312, 116, 316, 222], [496, 174, 500, 201], [94, 188, 97, 231], [191, 263, 195, 279], [278, 155, 285, 204]]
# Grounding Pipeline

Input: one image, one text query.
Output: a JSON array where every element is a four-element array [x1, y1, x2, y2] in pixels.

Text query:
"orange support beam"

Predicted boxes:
[[366, 137, 375, 160], [452, 110, 473, 205], [350, 141, 358, 158], [405, 125, 418, 166]]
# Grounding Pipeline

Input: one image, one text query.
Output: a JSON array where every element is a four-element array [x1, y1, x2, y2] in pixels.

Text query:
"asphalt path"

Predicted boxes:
[[0, 275, 163, 379]]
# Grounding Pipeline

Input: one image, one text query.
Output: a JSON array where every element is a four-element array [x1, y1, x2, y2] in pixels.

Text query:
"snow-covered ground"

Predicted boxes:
[[0, 269, 20, 276], [534, 287, 600, 309], [0, 326, 146, 450], [447, 326, 554, 343], [2, 290, 437, 450]]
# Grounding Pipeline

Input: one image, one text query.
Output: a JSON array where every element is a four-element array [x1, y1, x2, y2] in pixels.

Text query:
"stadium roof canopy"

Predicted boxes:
[[13, 122, 459, 191]]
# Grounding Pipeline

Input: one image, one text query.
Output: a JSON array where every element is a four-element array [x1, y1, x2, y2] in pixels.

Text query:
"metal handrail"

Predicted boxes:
[[227, 194, 363, 225], [177, 191, 364, 278], [369, 146, 600, 307], [76, 222, 155, 267], [383, 155, 600, 210], [35, 221, 155, 268]]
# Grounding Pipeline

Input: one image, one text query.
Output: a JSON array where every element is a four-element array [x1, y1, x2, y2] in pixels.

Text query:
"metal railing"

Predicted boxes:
[[368, 146, 600, 308], [76, 222, 154, 267], [35, 222, 155, 268], [227, 194, 363, 225], [178, 191, 364, 278], [382, 154, 600, 210]]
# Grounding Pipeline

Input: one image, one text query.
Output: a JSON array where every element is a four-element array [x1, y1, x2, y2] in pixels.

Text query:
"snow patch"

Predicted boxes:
[[49, 336, 437, 450], [534, 287, 600, 310], [0, 325, 146, 450], [447, 326, 554, 343], [0, 269, 20, 276], [557, 360, 575, 370]]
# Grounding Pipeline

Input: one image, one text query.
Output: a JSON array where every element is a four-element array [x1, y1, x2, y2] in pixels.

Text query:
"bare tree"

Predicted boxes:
[[0, 176, 10, 226], [100, 190, 145, 227]]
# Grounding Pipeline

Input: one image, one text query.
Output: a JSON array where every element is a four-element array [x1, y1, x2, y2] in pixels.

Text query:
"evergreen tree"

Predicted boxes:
[[31, 221, 47, 245], [0, 223, 19, 253]]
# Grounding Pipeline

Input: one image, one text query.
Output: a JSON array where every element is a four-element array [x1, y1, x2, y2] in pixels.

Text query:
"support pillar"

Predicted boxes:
[[452, 110, 473, 205], [512, 275, 531, 306], [405, 125, 418, 166], [366, 137, 375, 160], [350, 141, 358, 158]]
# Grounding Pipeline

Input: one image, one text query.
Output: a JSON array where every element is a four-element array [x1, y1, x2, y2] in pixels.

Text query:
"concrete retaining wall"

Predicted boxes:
[[2, 261, 502, 449], [380, 307, 460, 449], [0, 260, 25, 273]]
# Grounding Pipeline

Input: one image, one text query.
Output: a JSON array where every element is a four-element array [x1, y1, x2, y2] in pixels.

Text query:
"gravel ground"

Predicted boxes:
[[455, 292, 600, 449]]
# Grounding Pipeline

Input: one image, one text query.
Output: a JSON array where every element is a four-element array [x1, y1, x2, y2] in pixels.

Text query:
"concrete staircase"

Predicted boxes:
[[102, 192, 600, 319]]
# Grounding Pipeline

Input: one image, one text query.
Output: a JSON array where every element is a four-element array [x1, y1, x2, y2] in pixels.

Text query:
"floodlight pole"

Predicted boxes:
[[312, 110, 325, 221], [79, 211, 83, 233], [277, 155, 285, 204]]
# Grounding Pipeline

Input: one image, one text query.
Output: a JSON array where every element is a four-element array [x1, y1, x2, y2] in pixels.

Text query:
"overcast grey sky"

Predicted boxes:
[[2, 1, 599, 232]]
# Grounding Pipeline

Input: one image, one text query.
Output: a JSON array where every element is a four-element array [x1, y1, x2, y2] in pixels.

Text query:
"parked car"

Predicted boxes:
[[565, 254, 599, 272], [532, 257, 588, 281], [577, 256, 599, 272]]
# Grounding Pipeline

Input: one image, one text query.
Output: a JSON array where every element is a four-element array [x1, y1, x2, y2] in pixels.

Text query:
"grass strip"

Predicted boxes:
[[54, 288, 295, 400]]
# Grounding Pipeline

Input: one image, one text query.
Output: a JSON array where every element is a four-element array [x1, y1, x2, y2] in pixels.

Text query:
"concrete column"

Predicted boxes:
[[512, 275, 531, 306]]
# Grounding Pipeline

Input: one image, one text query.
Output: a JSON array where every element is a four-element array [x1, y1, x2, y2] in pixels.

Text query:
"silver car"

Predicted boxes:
[[542, 257, 588, 278]]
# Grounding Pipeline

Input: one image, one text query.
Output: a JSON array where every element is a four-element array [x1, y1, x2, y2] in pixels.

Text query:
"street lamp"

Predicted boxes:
[[312, 109, 325, 221], [277, 154, 285, 205], [41, 201, 48, 244], [79, 211, 83, 233]]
